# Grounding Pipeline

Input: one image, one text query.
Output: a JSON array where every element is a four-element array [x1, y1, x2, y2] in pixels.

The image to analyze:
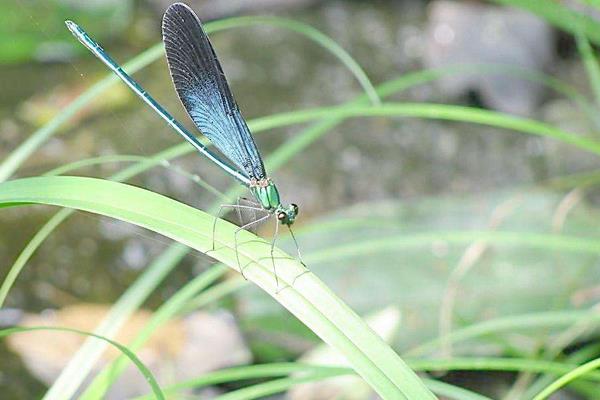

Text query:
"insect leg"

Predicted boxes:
[[234, 197, 261, 227], [269, 217, 282, 291], [234, 213, 272, 279], [211, 204, 263, 251], [288, 225, 310, 286]]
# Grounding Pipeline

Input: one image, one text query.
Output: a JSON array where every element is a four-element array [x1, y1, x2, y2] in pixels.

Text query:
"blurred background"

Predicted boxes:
[[1, 0, 600, 399]]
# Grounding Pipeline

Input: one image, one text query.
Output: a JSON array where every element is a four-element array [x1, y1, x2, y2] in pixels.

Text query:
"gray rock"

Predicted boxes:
[[424, 1, 555, 116]]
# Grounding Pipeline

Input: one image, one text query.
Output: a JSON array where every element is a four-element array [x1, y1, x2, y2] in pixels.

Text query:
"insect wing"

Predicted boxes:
[[162, 3, 266, 180]]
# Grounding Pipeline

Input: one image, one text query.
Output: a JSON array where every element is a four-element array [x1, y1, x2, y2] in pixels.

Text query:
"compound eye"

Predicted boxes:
[[277, 211, 286, 221], [291, 203, 299, 214]]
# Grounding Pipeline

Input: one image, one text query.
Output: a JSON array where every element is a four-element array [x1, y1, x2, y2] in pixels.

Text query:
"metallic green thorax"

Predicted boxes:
[[251, 180, 298, 225], [253, 181, 280, 210]]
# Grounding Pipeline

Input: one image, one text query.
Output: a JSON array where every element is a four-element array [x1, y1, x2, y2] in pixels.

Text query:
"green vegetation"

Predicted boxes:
[[2, 2, 600, 399]]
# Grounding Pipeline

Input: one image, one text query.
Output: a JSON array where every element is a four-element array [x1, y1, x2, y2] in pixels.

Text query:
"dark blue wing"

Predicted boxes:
[[162, 3, 266, 180]]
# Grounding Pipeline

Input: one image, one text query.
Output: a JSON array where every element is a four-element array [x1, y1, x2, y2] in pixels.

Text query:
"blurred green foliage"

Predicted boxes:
[[0, 0, 133, 64]]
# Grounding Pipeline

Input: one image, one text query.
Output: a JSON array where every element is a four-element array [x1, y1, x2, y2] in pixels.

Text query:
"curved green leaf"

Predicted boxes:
[[250, 102, 600, 156], [208, 16, 380, 105], [0, 176, 435, 399], [532, 357, 600, 400], [0, 326, 164, 400]]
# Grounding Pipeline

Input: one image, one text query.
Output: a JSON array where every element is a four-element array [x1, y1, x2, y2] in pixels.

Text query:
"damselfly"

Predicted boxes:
[[66, 3, 304, 286]]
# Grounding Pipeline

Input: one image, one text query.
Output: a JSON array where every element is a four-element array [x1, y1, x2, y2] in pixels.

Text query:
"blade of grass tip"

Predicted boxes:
[[78, 264, 229, 400], [39, 243, 187, 400], [31, 149, 207, 399], [0, 326, 165, 400], [0, 177, 435, 399], [208, 16, 380, 105], [575, 26, 600, 109], [532, 357, 600, 400]]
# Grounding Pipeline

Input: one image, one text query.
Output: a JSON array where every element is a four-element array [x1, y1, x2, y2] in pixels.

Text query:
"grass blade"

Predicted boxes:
[[0, 326, 165, 400], [40, 244, 187, 400], [79, 264, 229, 399], [409, 310, 600, 357], [208, 16, 380, 105], [532, 357, 600, 400], [250, 102, 600, 156], [0, 176, 435, 399]]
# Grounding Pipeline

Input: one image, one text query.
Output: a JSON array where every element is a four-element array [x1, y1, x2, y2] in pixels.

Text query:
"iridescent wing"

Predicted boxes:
[[162, 3, 266, 180]]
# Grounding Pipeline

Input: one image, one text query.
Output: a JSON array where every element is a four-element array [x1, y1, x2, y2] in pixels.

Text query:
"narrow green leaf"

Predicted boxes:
[[0, 326, 165, 400], [250, 102, 600, 156], [79, 264, 228, 399], [0, 176, 435, 399], [532, 357, 600, 400], [41, 244, 187, 400], [208, 16, 380, 105], [409, 311, 600, 357]]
